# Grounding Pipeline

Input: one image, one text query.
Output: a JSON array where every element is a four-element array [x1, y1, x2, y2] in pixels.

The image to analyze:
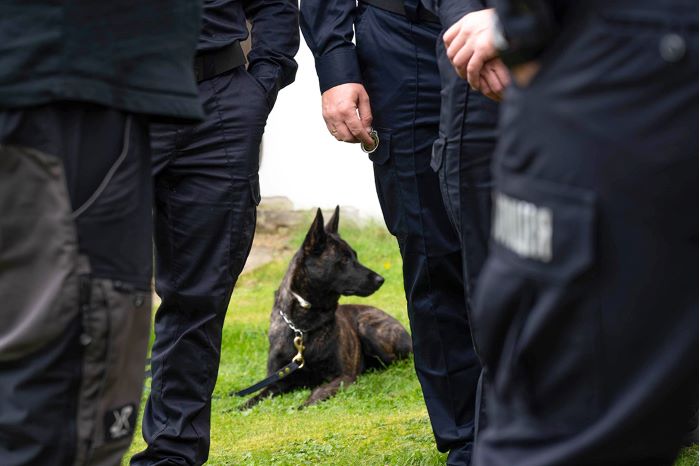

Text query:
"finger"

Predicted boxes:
[[454, 64, 467, 81], [450, 42, 474, 74], [357, 92, 373, 133], [483, 67, 504, 95], [334, 121, 356, 143], [466, 52, 486, 89], [479, 76, 501, 102], [490, 61, 511, 88], [443, 22, 460, 48], [346, 114, 374, 147], [446, 32, 467, 62], [478, 75, 493, 97], [325, 120, 337, 137]]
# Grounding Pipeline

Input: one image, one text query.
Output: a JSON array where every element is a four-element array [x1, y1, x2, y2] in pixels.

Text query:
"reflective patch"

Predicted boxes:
[[104, 403, 136, 442], [493, 192, 553, 262]]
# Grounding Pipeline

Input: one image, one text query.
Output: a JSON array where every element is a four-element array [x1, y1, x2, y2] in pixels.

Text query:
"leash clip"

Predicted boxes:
[[292, 335, 305, 368]]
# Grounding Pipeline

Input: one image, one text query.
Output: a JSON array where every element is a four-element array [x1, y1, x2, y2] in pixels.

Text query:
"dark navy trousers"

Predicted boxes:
[[131, 66, 267, 466], [472, 1, 698, 464], [431, 37, 501, 465], [355, 5, 482, 461], [433, 41, 499, 298]]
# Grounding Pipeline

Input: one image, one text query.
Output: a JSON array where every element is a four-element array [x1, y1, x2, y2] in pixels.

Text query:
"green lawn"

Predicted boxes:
[[125, 219, 698, 465]]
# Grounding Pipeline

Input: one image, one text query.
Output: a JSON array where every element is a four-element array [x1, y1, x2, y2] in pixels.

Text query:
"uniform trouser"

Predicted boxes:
[[0, 103, 153, 466], [355, 5, 482, 459], [432, 38, 500, 459], [433, 42, 499, 298], [131, 66, 267, 466], [472, 2, 699, 465]]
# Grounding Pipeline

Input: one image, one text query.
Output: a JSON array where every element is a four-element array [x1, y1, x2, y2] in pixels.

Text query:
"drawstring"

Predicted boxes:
[[71, 116, 132, 220]]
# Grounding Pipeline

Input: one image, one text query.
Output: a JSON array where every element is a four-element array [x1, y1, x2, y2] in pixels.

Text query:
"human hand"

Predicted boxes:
[[511, 61, 541, 87], [477, 58, 510, 101], [444, 9, 498, 90], [321, 83, 374, 146]]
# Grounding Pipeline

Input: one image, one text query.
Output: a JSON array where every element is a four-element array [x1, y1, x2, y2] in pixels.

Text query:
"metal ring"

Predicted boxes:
[[361, 129, 379, 154]]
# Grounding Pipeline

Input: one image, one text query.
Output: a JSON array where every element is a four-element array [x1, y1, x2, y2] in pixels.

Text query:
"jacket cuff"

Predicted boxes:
[[439, 0, 485, 27], [314, 48, 363, 94]]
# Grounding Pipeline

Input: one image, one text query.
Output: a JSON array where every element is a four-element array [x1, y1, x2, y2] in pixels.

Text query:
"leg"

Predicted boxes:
[[132, 67, 267, 466], [356, 6, 482, 460], [434, 38, 500, 465], [302, 375, 357, 407], [351, 306, 412, 368], [0, 103, 152, 466]]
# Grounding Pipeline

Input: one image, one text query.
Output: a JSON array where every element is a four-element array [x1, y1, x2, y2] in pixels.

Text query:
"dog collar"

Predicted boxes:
[[290, 291, 312, 309]]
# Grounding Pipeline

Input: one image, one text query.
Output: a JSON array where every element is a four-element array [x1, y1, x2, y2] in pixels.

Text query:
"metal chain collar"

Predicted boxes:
[[278, 308, 304, 337]]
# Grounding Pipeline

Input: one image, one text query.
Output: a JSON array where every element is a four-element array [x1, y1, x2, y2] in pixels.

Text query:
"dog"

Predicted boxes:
[[239, 207, 412, 409]]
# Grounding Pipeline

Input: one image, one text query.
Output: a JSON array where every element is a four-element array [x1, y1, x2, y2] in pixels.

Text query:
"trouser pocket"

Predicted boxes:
[[369, 128, 408, 245], [74, 279, 151, 466]]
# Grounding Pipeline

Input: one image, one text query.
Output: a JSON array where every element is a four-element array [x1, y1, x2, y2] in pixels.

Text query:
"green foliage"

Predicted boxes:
[[126, 221, 697, 465]]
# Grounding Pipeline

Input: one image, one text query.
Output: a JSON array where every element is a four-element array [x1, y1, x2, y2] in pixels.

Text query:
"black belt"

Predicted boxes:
[[194, 41, 246, 82], [359, 0, 440, 24]]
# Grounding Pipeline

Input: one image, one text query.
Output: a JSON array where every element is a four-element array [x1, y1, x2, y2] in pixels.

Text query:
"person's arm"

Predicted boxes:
[[491, 0, 559, 68], [244, 0, 300, 108], [300, 0, 374, 146], [437, 0, 485, 27], [300, 0, 361, 93]]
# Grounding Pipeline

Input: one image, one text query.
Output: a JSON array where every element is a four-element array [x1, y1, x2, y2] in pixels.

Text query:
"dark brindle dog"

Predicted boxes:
[[239, 207, 412, 409]]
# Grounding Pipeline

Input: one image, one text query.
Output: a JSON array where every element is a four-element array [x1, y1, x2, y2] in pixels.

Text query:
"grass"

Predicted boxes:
[[125, 218, 698, 465]]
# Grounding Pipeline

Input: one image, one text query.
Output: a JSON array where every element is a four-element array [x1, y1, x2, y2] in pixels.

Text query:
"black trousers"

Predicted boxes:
[[472, 1, 699, 464], [131, 66, 267, 466], [355, 5, 482, 462], [432, 36, 501, 465], [0, 103, 153, 466]]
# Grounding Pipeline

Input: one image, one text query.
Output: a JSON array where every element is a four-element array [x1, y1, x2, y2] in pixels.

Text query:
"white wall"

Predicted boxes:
[[259, 40, 383, 219]]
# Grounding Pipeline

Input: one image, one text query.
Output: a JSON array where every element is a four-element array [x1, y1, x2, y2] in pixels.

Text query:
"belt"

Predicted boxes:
[[359, 0, 440, 24], [194, 41, 246, 82]]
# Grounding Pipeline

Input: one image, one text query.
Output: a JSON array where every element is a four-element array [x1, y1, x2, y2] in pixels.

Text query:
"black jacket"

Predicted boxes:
[[0, 0, 204, 121], [199, 0, 299, 107]]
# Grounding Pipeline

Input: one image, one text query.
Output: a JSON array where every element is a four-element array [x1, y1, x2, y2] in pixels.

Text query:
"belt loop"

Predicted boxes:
[[403, 0, 420, 22]]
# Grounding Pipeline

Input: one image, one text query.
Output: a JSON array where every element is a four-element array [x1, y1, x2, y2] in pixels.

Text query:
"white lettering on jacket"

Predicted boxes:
[[493, 192, 553, 262]]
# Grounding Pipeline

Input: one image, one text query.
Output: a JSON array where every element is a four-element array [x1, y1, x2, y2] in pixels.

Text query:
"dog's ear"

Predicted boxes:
[[303, 208, 326, 255], [325, 205, 340, 234]]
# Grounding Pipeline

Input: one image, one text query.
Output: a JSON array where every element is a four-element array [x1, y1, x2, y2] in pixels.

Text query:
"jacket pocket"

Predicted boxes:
[[473, 169, 601, 435]]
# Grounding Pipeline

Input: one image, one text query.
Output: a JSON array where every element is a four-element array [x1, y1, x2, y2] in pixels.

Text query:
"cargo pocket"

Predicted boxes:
[[368, 128, 406, 243], [431, 136, 461, 234], [230, 175, 261, 280], [74, 279, 151, 466], [0, 145, 82, 361], [473, 170, 601, 435]]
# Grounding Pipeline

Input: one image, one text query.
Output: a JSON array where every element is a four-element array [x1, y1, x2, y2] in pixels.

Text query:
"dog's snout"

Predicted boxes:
[[373, 274, 385, 287]]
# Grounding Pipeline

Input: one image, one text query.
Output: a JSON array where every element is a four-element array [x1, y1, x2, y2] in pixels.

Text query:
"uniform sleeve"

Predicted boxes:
[[492, 0, 559, 66], [244, 0, 300, 103], [437, 0, 486, 27], [300, 0, 363, 93]]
